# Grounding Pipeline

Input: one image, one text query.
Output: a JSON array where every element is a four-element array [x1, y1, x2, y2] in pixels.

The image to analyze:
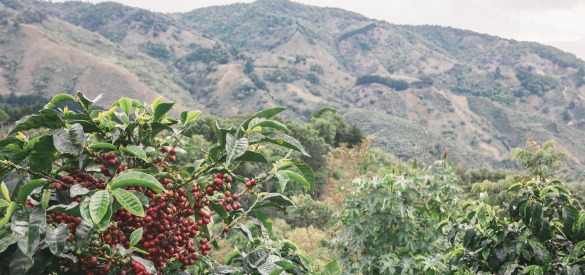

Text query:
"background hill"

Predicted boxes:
[[1, 0, 585, 169]]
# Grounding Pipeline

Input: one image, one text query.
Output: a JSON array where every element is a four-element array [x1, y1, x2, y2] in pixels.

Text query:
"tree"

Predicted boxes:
[[0, 93, 315, 274]]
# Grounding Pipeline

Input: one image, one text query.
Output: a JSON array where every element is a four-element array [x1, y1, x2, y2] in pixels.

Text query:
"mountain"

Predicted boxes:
[[1, 0, 585, 169]]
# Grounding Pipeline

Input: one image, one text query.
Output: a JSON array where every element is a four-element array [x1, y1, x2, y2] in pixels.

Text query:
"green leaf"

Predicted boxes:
[[281, 159, 315, 191], [41, 189, 51, 210], [77, 92, 102, 111], [235, 223, 254, 242], [0, 201, 17, 228], [248, 118, 290, 133], [225, 134, 248, 166], [95, 204, 112, 231], [257, 193, 295, 209], [17, 179, 50, 206], [477, 206, 487, 225], [0, 233, 18, 253], [263, 133, 309, 156], [573, 240, 585, 257], [508, 183, 523, 193], [75, 220, 94, 248], [89, 190, 110, 224], [45, 223, 69, 256], [109, 170, 165, 193], [276, 171, 311, 192], [531, 202, 542, 226], [50, 94, 76, 105], [88, 142, 117, 151], [234, 151, 268, 163], [9, 249, 33, 275], [1, 181, 11, 201], [112, 188, 144, 217], [181, 110, 201, 126], [255, 210, 272, 235], [129, 228, 143, 248], [53, 123, 85, 155], [122, 145, 147, 161], [238, 107, 286, 136], [154, 102, 175, 122], [118, 97, 133, 116], [27, 136, 59, 172], [9, 110, 63, 135], [210, 200, 228, 222], [128, 190, 149, 206], [322, 259, 342, 275]]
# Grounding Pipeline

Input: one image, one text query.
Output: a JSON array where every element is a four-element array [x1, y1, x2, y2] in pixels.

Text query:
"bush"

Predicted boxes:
[[0, 93, 315, 274], [355, 75, 409, 91]]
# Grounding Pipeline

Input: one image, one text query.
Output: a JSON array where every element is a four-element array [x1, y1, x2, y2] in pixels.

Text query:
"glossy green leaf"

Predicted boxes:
[[89, 190, 110, 224], [0, 201, 17, 228], [257, 193, 295, 208], [129, 228, 143, 248], [9, 249, 32, 275], [88, 142, 117, 150], [0, 233, 18, 253], [210, 200, 228, 221], [154, 102, 175, 122], [322, 259, 342, 275], [27, 136, 59, 172], [45, 223, 69, 256], [17, 179, 50, 206], [112, 188, 144, 217], [280, 159, 315, 191], [255, 210, 272, 235], [41, 189, 51, 210], [77, 92, 102, 111], [118, 97, 133, 116], [263, 132, 309, 156], [109, 170, 165, 193], [9, 110, 63, 135], [234, 151, 268, 163], [122, 145, 147, 161], [235, 223, 254, 242], [276, 170, 311, 191], [75, 220, 94, 248], [573, 240, 585, 257], [238, 107, 286, 136], [1, 182, 10, 202], [225, 134, 248, 166], [50, 94, 76, 105], [181, 110, 201, 126], [53, 123, 85, 155], [248, 118, 290, 133]]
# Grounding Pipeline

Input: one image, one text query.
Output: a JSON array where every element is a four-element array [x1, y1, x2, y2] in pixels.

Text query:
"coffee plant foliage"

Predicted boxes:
[[0, 92, 318, 274], [334, 159, 461, 274]]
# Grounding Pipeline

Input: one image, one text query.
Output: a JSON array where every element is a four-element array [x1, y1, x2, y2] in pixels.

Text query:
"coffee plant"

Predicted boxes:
[[447, 179, 585, 274], [334, 159, 460, 274], [0, 92, 316, 274]]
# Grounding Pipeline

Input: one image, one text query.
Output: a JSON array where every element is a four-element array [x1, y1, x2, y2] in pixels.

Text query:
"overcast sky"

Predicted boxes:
[[55, 0, 585, 60]]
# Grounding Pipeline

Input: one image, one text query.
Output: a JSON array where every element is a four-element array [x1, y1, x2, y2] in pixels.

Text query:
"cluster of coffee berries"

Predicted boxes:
[[219, 190, 240, 212], [245, 178, 257, 188], [95, 153, 119, 177], [161, 146, 178, 162], [46, 211, 81, 241]]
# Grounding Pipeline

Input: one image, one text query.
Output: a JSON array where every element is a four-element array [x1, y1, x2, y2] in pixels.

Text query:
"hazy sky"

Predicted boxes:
[[55, 0, 585, 60]]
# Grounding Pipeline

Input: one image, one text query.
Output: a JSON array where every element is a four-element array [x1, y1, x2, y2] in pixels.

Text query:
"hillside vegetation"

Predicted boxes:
[[0, 0, 584, 170]]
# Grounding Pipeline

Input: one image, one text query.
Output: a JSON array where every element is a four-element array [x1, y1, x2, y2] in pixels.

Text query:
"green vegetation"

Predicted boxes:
[[355, 75, 409, 91], [0, 93, 322, 274]]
